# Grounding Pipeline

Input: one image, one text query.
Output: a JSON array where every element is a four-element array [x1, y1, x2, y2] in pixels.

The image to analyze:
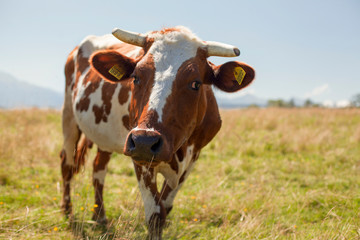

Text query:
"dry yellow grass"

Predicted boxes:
[[0, 108, 360, 239]]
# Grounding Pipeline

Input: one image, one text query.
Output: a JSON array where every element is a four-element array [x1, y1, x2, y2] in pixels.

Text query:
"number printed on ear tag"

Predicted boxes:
[[234, 66, 246, 85], [108, 64, 125, 80]]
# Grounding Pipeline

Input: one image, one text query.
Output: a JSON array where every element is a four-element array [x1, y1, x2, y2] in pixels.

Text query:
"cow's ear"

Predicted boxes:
[[90, 50, 136, 82], [210, 61, 255, 92]]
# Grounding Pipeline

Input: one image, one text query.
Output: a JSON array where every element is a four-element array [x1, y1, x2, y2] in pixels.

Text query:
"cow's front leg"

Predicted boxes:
[[92, 149, 111, 224], [160, 183, 180, 215], [133, 164, 166, 240], [160, 161, 195, 215]]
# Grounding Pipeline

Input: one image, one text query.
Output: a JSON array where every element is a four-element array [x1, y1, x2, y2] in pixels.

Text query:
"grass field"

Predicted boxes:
[[0, 108, 360, 239]]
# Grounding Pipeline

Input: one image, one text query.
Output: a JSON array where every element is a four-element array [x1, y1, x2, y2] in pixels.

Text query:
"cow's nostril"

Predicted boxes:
[[129, 133, 136, 151], [150, 137, 163, 154]]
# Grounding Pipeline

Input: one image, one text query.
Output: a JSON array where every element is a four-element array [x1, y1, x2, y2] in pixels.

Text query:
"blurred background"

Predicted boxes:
[[0, 0, 359, 109]]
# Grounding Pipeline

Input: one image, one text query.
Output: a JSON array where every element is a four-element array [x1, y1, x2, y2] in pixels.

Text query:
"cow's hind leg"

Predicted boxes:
[[92, 149, 111, 224], [60, 106, 83, 216]]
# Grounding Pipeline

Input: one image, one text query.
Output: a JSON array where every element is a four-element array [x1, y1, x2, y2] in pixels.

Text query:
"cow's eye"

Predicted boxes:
[[133, 76, 140, 85], [190, 81, 201, 91]]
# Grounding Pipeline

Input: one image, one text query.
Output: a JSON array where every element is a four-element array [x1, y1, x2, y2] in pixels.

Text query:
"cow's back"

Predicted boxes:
[[64, 34, 142, 153]]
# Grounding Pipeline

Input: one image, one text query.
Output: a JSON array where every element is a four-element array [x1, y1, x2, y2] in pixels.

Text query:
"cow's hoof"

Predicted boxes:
[[92, 214, 108, 225], [148, 233, 162, 240], [148, 213, 164, 240], [165, 206, 173, 215], [61, 202, 72, 217]]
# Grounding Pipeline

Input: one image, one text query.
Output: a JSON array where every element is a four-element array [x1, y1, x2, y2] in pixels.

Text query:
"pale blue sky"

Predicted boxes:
[[0, 0, 359, 103]]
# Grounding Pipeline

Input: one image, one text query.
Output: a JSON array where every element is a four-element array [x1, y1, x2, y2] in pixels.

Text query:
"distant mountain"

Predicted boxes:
[[214, 90, 267, 108], [0, 71, 63, 109]]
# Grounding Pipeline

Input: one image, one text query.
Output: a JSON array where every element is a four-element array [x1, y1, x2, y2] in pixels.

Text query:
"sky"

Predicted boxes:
[[0, 0, 359, 104]]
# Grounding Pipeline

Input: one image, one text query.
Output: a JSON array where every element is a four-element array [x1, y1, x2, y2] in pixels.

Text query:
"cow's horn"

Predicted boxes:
[[206, 41, 240, 57], [112, 28, 146, 47]]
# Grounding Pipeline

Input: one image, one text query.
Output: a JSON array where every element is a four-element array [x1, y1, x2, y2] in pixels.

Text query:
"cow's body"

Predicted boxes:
[[70, 36, 139, 153], [61, 26, 254, 239]]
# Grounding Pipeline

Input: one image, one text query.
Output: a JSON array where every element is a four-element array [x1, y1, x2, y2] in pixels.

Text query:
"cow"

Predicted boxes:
[[60, 26, 255, 239]]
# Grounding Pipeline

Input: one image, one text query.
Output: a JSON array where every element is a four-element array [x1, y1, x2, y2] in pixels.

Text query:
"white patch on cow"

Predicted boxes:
[[156, 163, 177, 189], [138, 172, 160, 223], [93, 169, 107, 185], [79, 34, 120, 58], [162, 160, 195, 210], [146, 27, 205, 122], [133, 126, 155, 132], [178, 145, 194, 175], [156, 144, 195, 190], [72, 34, 134, 153], [72, 66, 91, 102], [126, 48, 142, 58], [74, 79, 131, 153]]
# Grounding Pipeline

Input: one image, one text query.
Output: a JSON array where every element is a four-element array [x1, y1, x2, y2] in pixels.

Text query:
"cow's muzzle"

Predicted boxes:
[[124, 129, 167, 165]]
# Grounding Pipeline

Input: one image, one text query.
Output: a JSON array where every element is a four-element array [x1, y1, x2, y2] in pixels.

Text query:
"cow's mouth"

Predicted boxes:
[[131, 156, 161, 168]]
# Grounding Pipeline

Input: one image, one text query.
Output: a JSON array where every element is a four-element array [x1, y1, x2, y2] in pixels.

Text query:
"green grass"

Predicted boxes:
[[1, 108, 360, 239]]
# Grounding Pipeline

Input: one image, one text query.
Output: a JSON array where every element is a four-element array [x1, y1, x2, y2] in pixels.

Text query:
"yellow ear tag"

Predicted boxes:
[[234, 66, 246, 85], [108, 64, 125, 80]]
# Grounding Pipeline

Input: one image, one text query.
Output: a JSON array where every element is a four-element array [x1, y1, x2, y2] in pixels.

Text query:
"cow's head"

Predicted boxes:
[[90, 27, 255, 166]]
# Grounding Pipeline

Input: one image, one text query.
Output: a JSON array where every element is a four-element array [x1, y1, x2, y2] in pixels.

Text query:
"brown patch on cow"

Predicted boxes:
[[92, 105, 105, 124], [187, 86, 222, 150], [176, 149, 184, 162], [134, 164, 158, 195], [159, 183, 172, 202], [110, 43, 145, 58], [61, 160, 73, 182], [156, 48, 220, 156], [64, 47, 78, 88], [77, 47, 91, 74], [92, 150, 111, 221], [122, 115, 130, 130], [93, 149, 111, 172], [118, 83, 130, 105], [73, 66, 99, 101], [73, 135, 91, 173], [133, 163, 143, 181], [179, 170, 187, 184], [128, 54, 156, 128], [154, 49, 208, 155], [92, 81, 117, 124], [75, 72, 101, 112], [168, 155, 179, 173], [72, 71, 81, 100]]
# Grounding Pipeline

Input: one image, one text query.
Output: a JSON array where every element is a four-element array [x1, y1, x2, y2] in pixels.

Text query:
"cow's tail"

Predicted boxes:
[[74, 134, 93, 174]]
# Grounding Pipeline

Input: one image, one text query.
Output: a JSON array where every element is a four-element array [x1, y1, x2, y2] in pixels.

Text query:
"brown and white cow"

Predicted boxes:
[[60, 26, 255, 239]]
